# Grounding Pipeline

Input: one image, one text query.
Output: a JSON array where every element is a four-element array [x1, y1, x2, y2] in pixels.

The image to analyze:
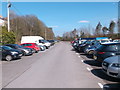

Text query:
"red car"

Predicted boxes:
[[21, 43, 40, 53]]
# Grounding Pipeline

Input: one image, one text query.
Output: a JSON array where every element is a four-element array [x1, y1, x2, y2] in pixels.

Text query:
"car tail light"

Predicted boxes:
[[98, 52, 105, 54]]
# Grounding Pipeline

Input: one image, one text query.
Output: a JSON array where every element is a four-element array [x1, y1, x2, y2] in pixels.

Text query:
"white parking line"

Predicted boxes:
[[81, 60, 84, 62], [78, 56, 81, 58], [86, 67, 92, 71], [98, 82, 103, 88]]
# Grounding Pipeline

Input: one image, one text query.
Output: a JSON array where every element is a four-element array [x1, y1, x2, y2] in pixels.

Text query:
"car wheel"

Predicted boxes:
[[35, 50, 38, 53], [5, 55, 12, 61], [93, 55, 97, 60], [88, 50, 94, 55]]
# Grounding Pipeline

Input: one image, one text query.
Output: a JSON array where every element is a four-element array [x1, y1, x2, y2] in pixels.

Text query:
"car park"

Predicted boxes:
[[0, 46, 22, 61], [5, 44, 33, 56], [102, 55, 120, 78], [93, 43, 120, 62], [21, 43, 40, 53]]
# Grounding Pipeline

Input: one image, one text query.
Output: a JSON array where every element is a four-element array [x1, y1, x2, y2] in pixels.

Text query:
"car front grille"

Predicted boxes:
[[109, 72, 118, 76]]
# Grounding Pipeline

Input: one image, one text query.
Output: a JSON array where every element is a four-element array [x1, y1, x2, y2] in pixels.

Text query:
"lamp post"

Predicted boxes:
[[7, 0, 11, 32], [45, 27, 46, 40]]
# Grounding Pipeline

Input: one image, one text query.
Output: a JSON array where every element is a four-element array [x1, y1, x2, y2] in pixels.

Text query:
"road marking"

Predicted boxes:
[[86, 67, 92, 71], [78, 56, 81, 58], [98, 83, 103, 88], [76, 53, 79, 55], [81, 60, 84, 62]]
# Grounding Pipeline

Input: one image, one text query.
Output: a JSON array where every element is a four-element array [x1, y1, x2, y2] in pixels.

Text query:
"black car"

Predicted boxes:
[[78, 40, 94, 52], [0, 46, 22, 61], [93, 43, 120, 62], [5, 44, 33, 56]]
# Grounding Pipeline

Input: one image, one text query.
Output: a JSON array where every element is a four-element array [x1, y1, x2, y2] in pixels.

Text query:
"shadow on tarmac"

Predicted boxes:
[[91, 69, 120, 82], [84, 60, 102, 67]]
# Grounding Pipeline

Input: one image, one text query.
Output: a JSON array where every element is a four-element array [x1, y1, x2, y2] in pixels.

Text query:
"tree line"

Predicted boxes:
[[1, 11, 55, 44], [60, 19, 120, 41]]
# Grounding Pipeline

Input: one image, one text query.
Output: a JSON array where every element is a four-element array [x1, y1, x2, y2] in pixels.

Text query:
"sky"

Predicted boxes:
[[1, 1, 118, 36]]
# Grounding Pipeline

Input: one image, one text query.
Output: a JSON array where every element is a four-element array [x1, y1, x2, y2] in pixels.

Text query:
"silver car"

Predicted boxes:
[[102, 55, 120, 78]]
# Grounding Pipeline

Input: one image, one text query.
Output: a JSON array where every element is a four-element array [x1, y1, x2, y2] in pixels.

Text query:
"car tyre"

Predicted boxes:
[[35, 50, 38, 53], [88, 50, 94, 55], [5, 55, 12, 61], [93, 55, 97, 60]]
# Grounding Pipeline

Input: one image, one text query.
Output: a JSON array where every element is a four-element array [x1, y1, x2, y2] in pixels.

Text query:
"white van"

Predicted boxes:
[[21, 36, 51, 49]]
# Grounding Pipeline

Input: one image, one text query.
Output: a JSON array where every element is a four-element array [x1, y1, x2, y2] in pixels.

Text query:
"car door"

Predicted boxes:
[[0, 47, 2, 59], [116, 44, 120, 55], [1, 48, 8, 59]]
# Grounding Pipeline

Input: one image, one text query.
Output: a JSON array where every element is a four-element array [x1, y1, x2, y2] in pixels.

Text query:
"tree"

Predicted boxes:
[[9, 11, 55, 43], [71, 28, 77, 38], [109, 21, 115, 34], [102, 26, 109, 35], [95, 22, 102, 36], [118, 19, 120, 33], [2, 27, 16, 45]]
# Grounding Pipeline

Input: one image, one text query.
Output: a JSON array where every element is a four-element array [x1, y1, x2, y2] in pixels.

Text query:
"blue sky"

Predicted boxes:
[[2, 2, 118, 36]]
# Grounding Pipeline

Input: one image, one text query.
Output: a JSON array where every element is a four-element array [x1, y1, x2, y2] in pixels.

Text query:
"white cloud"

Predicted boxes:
[[78, 20, 90, 23], [49, 26, 58, 28]]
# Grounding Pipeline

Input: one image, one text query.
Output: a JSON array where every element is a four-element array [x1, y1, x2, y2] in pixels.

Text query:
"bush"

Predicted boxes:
[[1, 27, 16, 45]]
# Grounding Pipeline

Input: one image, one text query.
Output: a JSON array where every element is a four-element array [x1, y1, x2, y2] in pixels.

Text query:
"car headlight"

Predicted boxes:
[[11, 51, 18, 55], [74, 43, 76, 46], [112, 63, 120, 68]]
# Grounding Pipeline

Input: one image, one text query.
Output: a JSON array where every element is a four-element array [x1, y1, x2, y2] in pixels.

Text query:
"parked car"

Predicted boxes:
[[78, 40, 94, 52], [0, 46, 22, 61], [5, 44, 33, 56], [102, 55, 120, 78], [93, 43, 120, 62], [72, 39, 87, 52], [21, 43, 40, 53], [47, 40, 55, 46], [38, 45, 46, 51], [84, 41, 101, 55], [39, 40, 51, 49]]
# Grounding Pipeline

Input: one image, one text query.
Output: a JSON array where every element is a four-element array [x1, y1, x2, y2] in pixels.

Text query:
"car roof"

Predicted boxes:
[[101, 42, 120, 45], [5, 44, 19, 46], [21, 43, 35, 44]]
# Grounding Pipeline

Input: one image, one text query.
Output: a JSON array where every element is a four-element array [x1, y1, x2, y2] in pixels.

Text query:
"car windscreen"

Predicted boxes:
[[14, 44, 23, 48], [3, 46, 13, 50], [39, 40, 44, 43]]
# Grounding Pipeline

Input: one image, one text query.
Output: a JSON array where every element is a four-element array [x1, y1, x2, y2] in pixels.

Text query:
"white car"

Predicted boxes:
[[102, 55, 120, 78]]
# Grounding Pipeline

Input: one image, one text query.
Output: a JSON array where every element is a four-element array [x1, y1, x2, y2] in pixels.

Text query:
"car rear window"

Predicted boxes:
[[26, 44, 32, 46], [22, 44, 32, 46], [97, 44, 118, 52]]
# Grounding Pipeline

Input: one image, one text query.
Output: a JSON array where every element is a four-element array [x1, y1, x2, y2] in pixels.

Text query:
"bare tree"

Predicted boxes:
[[109, 21, 115, 34], [102, 26, 109, 35], [95, 22, 102, 36]]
